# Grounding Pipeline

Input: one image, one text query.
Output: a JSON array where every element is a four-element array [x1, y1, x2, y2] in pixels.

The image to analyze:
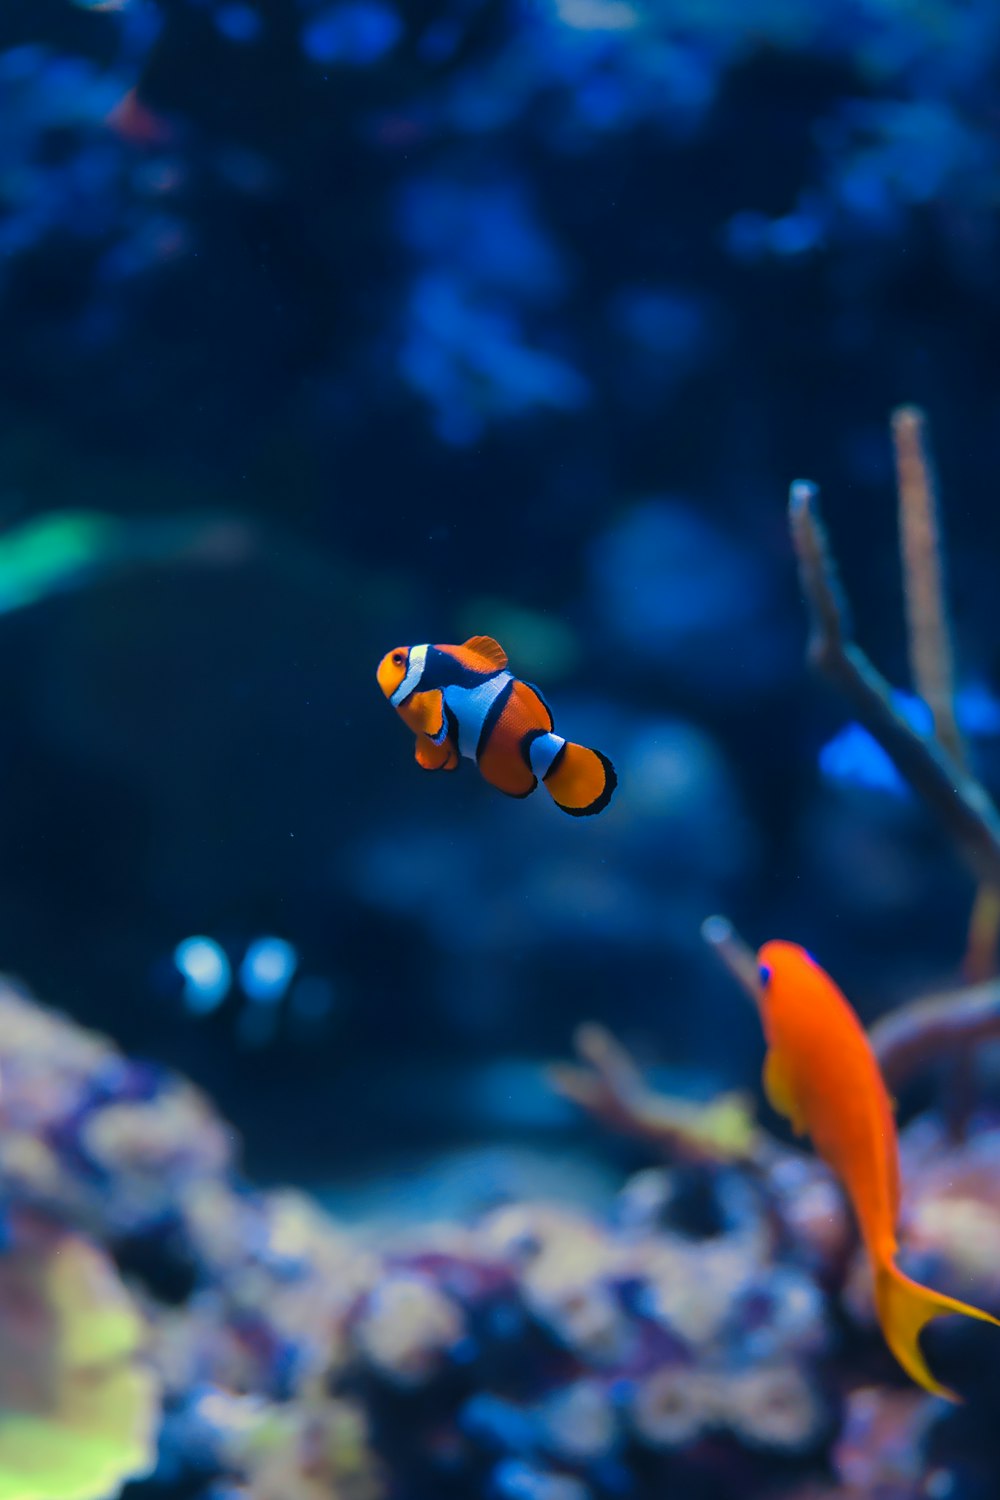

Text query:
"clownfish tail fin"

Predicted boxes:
[[543, 741, 617, 817], [874, 1259, 1000, 1402]]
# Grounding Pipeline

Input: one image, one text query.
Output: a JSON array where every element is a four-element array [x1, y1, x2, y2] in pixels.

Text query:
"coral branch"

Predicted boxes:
[[788, 480, 1000, 891], [549, 1023, 759, 1164], [700, 915, 763, 1009], [892, 406, 965, 769], [787, 480, 850, 663], [965, 885, 1000, 983], [868, 977, 1000, 1091]]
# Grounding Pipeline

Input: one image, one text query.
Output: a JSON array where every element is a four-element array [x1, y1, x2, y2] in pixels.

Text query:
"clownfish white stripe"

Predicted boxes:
[[528, 730, 566, 779], [390, 642, 428, 707], [445, 672, 513, 760]]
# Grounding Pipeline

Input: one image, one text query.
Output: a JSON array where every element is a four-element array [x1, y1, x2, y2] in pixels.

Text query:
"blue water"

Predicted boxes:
[[3, 3, 1000, 1496]]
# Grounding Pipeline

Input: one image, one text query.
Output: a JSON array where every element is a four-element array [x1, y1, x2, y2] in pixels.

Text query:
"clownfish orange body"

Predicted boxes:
[[376, 636, 616, 815], [755, 940, 1000, 1401]]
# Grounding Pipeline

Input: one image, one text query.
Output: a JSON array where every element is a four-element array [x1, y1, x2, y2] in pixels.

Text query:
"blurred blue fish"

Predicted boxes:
[[170, 934, 335, 1048]]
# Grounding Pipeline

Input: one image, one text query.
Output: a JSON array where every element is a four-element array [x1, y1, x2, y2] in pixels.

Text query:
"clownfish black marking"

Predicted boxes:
[[376, 636, 617, 816]]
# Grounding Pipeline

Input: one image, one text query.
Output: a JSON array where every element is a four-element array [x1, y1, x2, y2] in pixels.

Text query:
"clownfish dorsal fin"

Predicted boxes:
[[462, 635, 508, 670]]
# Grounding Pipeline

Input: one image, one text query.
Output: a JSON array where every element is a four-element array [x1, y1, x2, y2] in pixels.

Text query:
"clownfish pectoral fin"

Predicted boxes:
[[763, 1047, 807, 1135], [874, 1260, 1000, 1402], [415, 734, 459, 771], [462, 635, 508, 671], [404, 689, 446, 740], [542, 742, 616, 817]]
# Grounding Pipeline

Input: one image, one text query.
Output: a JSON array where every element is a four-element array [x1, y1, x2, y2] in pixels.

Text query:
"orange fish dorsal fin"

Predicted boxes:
[[462, 635, 508, 671]]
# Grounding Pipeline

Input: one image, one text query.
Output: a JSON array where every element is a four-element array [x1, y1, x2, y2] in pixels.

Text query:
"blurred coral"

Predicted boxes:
[[551, 1021, 758, 1164], [202, 1392, 383, 1500], [833, 1386, 934, 1499], [628, 1363, 709, 1450], [722, 1361, 830, 1454], [353, 1272, 467, 1385], [895, 1118, 1000, 1309], [0, 980, 236, 1236], [0, 1214, 158, 1500], [0, 970, 999, 1497]]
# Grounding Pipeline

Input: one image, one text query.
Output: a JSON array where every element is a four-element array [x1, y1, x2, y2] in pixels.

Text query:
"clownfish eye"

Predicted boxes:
[[392, 651, 405, 667], [758, 964, 771, 987]]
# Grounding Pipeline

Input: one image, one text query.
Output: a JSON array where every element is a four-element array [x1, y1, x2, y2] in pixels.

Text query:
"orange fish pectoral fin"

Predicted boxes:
[[874, 1260, 1000, 1402], [400, 689, 445, 740], [414, 734, 458, 772], [462, 635, 508, 670], [763, 1047, 808, 1136]]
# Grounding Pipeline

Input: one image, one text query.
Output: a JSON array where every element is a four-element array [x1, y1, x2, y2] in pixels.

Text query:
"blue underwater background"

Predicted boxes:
[[4, 2, 1000, 1499]]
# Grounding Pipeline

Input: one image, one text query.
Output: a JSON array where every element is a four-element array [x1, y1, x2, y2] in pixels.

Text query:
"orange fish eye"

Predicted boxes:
[[392, 651, 405, 667]]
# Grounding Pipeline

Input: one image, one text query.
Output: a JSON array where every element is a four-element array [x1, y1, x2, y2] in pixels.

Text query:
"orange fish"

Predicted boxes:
[[376, 636, 616, 815], [755, 940, 1000, 1401]]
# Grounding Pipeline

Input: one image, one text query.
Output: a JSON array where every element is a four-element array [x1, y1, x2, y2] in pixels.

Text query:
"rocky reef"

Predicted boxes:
[[1, 968, 999, 1500]]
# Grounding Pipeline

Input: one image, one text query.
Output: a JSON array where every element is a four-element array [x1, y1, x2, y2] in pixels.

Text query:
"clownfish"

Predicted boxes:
[[755, 940, 1000, 1402], [376, 636, 616, 816]]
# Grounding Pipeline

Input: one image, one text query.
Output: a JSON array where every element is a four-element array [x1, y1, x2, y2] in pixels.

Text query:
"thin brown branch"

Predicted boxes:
[[700, 915, 763, 1008], [788, 480, 1000, 891], [788, 479, 848, 664], [891, 410, 1000, 985], [549, 1022, 760, 1165], [892, 406, 966, 769], [869, 977, 1000, 1091], [964, 885, 1000, 983]]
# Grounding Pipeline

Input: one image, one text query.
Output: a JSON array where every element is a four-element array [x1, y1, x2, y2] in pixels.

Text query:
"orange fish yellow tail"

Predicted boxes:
[[874, 1259, 1000, 1402], [543, 742, 617, 817]]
